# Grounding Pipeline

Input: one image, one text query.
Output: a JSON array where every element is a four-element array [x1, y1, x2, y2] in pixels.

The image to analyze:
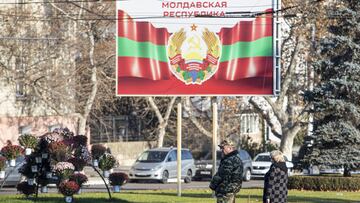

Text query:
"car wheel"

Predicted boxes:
[[184, 170, 192, 183], [161, 170, 169, 184], [243, 168, 251, 181]]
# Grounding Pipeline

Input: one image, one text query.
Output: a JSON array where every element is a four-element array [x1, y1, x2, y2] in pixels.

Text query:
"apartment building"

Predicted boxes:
[[0, 0, 79, 145]]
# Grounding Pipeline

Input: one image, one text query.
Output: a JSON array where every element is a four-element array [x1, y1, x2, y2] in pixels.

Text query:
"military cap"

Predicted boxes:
[[218, 139, 235, 148]]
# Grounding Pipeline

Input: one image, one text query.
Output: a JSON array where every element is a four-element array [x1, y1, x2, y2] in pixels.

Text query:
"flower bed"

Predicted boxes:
[[54, 162, 75, 180], [1, 143, 24, 160], [59, 181, 80, 196], [15, 127, 112, 201], [99, 154, 116, 171], [18, 163, 36, 179], [49, 141, 70, 162], [68, 157, 87, 172], [75, 146, 92, 163], [16, 181, 36, 196], [0, 156, 6, 170], [41, 132, 64, 144], [72, 135, 88, 147], [18, 134, 38, 149], [109, 172, 129, 186], [69, 173, 88, 187], [91, 144, 107, 160]]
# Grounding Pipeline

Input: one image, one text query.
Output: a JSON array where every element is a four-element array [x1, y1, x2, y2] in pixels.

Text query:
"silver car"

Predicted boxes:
[[129, 148, 196, 183], [0, 156, 25, 187]]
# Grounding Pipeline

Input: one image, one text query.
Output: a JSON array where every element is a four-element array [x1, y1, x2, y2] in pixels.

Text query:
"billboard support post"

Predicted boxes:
[[212, 102, 218, 197], [273, 0, 282, 95], [177, 102, 182, 197]]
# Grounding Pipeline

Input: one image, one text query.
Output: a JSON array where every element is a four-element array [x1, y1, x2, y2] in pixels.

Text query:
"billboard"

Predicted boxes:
[[116, 0, 280, 96]]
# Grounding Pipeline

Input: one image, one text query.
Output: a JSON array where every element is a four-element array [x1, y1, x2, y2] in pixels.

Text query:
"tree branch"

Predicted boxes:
[[278, 36, 300, 105], [249, 97, 282, 139], [96, 54, 116, 67], [263, 96, 286, 125], [183, 97, 212, 137], [32, 85, 62, 115], [48, 3, 77, 20], [164, 97, 177, 122], [147, 97, 164, 124]]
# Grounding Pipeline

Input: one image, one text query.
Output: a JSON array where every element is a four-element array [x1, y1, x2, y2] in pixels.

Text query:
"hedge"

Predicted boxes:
[[288, 176, 360, 191]]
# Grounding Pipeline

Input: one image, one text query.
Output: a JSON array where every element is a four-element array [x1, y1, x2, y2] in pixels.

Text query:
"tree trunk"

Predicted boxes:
[[147, 97, 177, 148], [157, 124, 166, 148], [78, 116, 87, 135], [280, 129, 296, 160], [76, 23, 98, 137], [280, 139, 293, 161]]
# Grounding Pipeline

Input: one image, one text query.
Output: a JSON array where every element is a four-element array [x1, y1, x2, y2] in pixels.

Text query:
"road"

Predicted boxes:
[[122, 179, 263, 190], [0, 180, 263, 194]]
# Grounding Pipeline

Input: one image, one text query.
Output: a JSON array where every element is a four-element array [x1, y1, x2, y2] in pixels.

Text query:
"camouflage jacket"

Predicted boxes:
[[209, 150, 243, 197]]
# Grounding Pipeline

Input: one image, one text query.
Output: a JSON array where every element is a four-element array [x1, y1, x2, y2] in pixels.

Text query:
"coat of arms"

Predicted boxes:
[[167, 25, 221, 85]]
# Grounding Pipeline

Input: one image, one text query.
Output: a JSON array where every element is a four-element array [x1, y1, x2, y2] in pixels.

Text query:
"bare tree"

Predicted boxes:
[[177, 1, 328, 159], [248, 0, 327, 159], [182, 96, 250, 140], [0, 2, 116, 135], [147, 97, 177, 147], [182, 97, 212, 138]]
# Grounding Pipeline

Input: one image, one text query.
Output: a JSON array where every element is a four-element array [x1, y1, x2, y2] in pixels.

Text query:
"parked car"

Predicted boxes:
[[0, 156, 25, 187], [319, 165, 344, 174], [251, 152, 293, 178], [193, 149, 253, 181], [303, 165, 360, 175], [128, 148, 196, 183]]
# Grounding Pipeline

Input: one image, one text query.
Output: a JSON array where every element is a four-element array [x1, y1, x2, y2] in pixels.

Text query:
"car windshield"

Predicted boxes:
[[137, 151, 168, 163], [255, 155, 271, 162], [203, 151, 223, 160]]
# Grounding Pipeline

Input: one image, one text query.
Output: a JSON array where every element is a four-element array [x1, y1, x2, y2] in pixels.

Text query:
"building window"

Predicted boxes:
[[16, 82, 25, 97], [240, 114, 259, 134], [15, 57, 26, 98], [19, 125, 32, 135]]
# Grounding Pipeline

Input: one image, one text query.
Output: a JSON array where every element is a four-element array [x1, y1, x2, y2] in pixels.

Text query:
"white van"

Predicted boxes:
[[129, 148, 196, 183]]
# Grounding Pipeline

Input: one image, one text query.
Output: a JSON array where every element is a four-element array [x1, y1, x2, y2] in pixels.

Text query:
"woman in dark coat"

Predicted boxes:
[[263, 150, 288, 203]]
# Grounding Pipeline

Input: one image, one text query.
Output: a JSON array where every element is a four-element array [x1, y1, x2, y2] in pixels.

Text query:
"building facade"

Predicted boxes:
[[0, 1, 80, 146]]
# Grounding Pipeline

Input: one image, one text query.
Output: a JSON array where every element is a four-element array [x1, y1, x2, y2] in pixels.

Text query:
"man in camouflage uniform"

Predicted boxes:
[[209, 139, 243, 203]]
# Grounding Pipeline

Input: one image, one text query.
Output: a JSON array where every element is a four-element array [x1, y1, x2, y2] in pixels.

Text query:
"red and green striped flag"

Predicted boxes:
[[117, 0, 278, 95]]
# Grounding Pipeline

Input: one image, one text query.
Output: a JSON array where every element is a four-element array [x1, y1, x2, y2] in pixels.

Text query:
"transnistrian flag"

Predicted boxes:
[[117, 0, 277, 95]]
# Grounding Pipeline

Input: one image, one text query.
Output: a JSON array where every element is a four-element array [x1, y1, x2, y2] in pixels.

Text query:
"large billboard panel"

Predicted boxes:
[[116, 0, 280, 96]]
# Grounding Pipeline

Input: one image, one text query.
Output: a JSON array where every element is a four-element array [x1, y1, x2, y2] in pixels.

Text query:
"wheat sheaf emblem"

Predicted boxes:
[[168, 26, 221, 85]]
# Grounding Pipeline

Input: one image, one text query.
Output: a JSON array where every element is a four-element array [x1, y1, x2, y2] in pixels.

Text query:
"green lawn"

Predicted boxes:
[[2, 189, 360, 203]]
